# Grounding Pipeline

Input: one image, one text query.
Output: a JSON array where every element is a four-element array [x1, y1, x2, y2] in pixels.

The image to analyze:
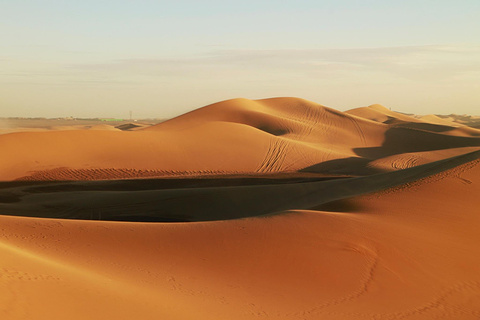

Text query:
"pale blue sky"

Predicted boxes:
[[1, 1, 479, 118]]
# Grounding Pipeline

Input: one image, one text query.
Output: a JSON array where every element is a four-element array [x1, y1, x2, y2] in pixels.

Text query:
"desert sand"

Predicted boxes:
[[1, 97, 480, 319]]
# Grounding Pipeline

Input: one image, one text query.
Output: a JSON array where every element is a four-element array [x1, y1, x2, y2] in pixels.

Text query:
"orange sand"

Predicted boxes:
[[1, 98, 480, 319]]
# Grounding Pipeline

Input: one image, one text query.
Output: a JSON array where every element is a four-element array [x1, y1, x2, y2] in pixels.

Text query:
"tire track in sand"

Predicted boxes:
[[16, 168, 241, 181], [347, 116, 367, 146], [256, 138, 290, 173]]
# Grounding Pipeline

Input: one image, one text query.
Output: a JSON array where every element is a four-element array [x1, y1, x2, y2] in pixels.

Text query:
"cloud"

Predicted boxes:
[[2, 44, 479, 91], [68, 45, 480, 84]]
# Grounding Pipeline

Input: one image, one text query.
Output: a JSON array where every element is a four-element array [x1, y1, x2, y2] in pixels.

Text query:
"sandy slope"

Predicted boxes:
[[1, 157, 479, 319], [1, 97, 480, 319], [346, 103, 423, 124], [418, 114, 464, 127], [346, 104, 480, 138], [1, 98, 480, 181], [1, 148, 479, 222]]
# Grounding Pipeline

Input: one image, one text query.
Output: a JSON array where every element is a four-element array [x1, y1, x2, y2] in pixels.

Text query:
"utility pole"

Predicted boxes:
[[129, 110, 132, 121]]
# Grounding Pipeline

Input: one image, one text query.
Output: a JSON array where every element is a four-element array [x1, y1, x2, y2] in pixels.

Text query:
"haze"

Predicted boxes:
[[1, 0, 479, 118]]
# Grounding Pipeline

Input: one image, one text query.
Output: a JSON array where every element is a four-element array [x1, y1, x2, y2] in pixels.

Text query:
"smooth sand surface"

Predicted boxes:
[[1, 97, 480, 319], [1, 98, 480, 180]]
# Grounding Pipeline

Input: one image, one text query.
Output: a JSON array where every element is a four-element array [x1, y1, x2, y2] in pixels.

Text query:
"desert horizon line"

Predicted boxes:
[[2, 96, 479, 119]]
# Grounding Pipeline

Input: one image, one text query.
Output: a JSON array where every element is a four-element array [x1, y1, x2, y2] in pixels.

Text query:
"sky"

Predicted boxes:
[[1, 0, 479, 118]]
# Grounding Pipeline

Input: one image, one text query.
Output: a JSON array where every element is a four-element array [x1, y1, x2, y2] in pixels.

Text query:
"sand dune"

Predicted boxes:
[[346, 103, 423, 124], [347, 104, 480, 138], [1, 97, 480, 319], [1, 98, 480, 181], [1, 148, 479, 222], [1, 156, 479, 319], [0, 119, 159, 135], [419, 114, 464, 127]]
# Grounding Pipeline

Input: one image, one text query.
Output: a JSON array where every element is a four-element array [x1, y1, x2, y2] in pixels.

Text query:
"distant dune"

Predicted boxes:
[[1, 97, 480, 319], [0, 118, 161, 135], [418, 114, 464, 127]]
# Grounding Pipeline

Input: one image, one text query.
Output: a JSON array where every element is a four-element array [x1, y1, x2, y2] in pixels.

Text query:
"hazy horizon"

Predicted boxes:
[[2, 1, 479, 119]]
